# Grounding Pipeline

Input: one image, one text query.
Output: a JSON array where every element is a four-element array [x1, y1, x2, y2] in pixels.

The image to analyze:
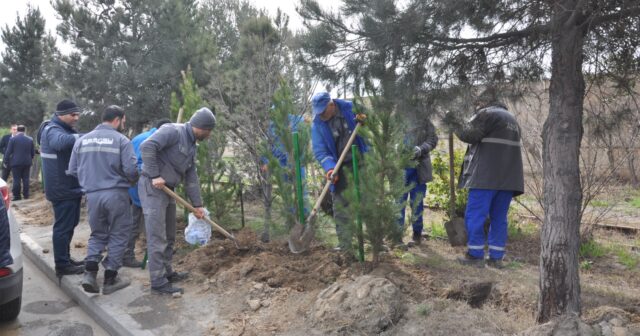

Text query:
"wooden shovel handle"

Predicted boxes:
[[161, 186, 235, 240], [306, 123, 363, 222]]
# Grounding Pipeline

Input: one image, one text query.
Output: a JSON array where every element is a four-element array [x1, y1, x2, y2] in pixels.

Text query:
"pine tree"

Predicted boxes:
[[343, 93, 413, 263], [0, 6, 58, 132], [261, 81, 311, 235], [170, 68, 238, 224]]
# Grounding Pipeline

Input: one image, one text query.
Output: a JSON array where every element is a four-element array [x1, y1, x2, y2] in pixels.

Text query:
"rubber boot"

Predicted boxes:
[[81, 261, 100, 293], [102, 270, 130, 295]]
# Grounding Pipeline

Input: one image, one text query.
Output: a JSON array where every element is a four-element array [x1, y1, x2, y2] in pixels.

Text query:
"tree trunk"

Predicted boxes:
[[537, 1, 587, 323]]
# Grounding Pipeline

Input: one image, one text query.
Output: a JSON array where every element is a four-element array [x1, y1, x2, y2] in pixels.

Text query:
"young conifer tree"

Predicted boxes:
[[343, 93, 413, 263], [261, 80, 311, 234], [170, 67, 239, 224]]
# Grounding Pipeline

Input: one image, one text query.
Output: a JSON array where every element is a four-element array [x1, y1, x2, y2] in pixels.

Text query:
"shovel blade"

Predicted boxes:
[[288, 221, 315, 254], [444, 217, 467, 247]]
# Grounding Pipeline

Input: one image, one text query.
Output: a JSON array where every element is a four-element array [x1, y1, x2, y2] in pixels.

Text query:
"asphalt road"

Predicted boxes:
[[0, 257, 108, 336]]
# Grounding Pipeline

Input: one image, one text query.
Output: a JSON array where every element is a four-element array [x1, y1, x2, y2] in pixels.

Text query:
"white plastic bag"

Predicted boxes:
[[185, 208, 212, 246]]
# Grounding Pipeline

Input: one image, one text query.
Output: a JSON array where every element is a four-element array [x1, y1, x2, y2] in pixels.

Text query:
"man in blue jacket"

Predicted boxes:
[[311, 92, 366, 253], [68, 105, 138, 294], [38, 99, 85, 277], [4, 125, 35, 201], [123, 118, 171, 268]]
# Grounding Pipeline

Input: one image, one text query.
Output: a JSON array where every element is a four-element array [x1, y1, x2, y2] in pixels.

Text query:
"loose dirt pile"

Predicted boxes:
[[178, 229, 346, 292]]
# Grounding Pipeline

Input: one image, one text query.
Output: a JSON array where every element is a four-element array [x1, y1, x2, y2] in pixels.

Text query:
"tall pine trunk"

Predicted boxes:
[[537, 1, 587, 323]]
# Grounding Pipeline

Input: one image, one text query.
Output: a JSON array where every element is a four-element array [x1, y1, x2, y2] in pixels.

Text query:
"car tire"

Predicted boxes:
[[0, 296, 21, 321]]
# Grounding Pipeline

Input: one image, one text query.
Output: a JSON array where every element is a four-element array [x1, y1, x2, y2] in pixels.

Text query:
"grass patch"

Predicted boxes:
[[427, 221, 448, 240], [508, 220, 538, 240], [610, 245, 640, 269], [579, 239, 607, 259], [416, 303, 431, 317], [580, 260, 593, 271], [589, 199, 610, 207], [626, 196, 640, 209], [505, 261, 524, 269]]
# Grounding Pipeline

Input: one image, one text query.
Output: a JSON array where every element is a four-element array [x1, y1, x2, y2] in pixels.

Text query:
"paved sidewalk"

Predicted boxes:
[[13, 198, 220, 336]]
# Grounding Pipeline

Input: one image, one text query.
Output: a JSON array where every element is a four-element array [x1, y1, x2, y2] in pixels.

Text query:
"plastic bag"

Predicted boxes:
[[185, 209, 212, 246]]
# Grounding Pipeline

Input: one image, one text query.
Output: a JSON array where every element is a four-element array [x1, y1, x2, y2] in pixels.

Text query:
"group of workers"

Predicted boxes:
[[308, 89, 524, 269], [37, 100, 215, 295], [3, 87, 522, 297]]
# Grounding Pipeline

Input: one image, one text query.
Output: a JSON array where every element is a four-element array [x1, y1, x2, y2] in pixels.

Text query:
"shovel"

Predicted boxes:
[[288, 123, 363, 254], [161, 186, 248, 250], [443, 132, 467, 246]]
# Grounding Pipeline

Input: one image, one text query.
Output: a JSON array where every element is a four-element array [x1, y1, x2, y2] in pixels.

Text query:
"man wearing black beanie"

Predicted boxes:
[[38, 99, 85, 277]]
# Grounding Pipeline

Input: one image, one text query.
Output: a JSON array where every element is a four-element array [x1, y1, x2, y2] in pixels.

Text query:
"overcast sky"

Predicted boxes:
[[0, 0, 343, 51]]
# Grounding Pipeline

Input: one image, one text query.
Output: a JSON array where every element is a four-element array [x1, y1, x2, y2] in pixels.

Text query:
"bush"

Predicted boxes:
[[425, 148, 468, 217]]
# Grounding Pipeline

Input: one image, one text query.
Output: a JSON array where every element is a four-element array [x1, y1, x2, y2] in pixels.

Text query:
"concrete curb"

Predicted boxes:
[[21, 232, 148, 336]]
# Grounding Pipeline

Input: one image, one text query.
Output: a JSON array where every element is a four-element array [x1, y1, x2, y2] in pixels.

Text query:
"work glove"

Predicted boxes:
[[326, 169, 339, 184], [413, 146, 422, 160], [355, 113, 367, 124]]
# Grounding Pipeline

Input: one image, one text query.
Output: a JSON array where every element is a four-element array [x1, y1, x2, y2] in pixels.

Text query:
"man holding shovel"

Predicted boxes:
[[445, 88, 524, 269], [139, 108, 215, 295], [311, 92, 367, 254]]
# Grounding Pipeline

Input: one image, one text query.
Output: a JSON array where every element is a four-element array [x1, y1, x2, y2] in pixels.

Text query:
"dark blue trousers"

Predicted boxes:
[[51, 198, 81, 268], [465, 189, 513, 260], [11, 165, 30, 199], [399, 168, 427, 235]]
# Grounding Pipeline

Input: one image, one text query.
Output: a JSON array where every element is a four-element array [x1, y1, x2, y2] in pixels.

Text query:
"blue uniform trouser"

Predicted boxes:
[[51, 198, 81, 268], [398, 168, 426, 235], [465, 189, 513, 260], [85, 189, 134, 271]]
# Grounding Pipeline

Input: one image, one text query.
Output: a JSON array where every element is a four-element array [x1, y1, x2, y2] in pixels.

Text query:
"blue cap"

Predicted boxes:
[[311, 92, 331, 117]]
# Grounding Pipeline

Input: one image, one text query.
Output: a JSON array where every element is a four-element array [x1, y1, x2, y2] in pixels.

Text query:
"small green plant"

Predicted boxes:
[[579, 239, 606, 259], [626, 196, 640, 209], [580, 260, 593, 271], [428, 221, 448, 240], [611, 245, 640, 269], [425, 148, 469, 216], [416, 303, 431, 317], [506, 261, 524, 269], [589, 199, 610, 207], [508, 218, 538, 240]]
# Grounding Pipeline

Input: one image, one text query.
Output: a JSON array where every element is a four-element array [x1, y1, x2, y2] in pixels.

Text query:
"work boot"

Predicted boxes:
[[55, 264, 85, 277], [70, 257, 85, 267], [486, 258, 504, 270], [122, 258, 143, 268], [102, 270, 130, 295], [82, 261, 100, 293], [457, 253, 485, 268], [406, 232, 422, 247], [167, 271, 189, 283], [151, 283, 184, 295]]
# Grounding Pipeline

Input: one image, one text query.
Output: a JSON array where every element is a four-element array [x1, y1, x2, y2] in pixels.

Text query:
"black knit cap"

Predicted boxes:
[[55, 99, 82, 116]]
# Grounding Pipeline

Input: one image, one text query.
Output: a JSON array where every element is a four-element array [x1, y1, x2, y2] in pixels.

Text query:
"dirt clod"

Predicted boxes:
[[310, 275, 405, 334]]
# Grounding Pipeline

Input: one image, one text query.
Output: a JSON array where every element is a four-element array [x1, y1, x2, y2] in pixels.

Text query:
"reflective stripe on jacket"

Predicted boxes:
[[455, 104, 524, 195], [39, 116, 83, 201]]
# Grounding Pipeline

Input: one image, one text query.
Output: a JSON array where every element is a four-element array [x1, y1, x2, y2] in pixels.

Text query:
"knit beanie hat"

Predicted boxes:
[[55, 99, 82, 116], [189, 107, 216, 130]]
